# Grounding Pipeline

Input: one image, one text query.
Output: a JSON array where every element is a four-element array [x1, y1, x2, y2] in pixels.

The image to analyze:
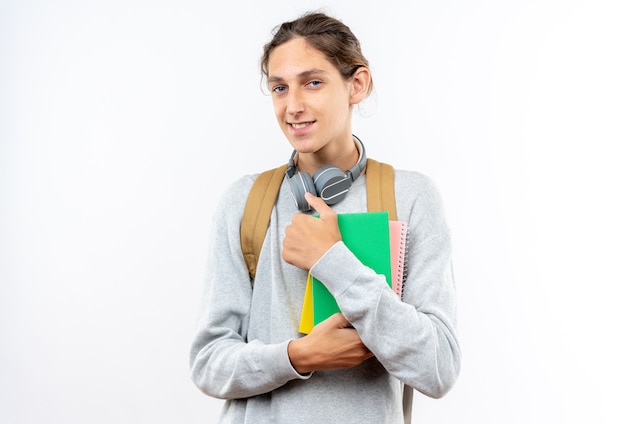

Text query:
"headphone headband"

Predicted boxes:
[[285, 135, 367, 211]]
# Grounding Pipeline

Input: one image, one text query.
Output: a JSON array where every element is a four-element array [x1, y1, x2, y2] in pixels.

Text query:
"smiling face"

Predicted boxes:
[[267, 37, 367, 169]]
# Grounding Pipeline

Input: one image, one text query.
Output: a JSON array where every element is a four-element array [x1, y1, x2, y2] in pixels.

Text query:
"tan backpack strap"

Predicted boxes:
[[366, 158, 407, 421], [241, 164, 288, 280], [366, 158, 409, 421], [366, 158, 397, 220]]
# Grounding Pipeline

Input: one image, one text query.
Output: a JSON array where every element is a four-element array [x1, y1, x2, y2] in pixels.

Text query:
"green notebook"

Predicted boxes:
[[311, 211, 392, 325]]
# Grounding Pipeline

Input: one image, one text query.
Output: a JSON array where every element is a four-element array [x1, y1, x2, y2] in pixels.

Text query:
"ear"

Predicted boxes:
[[348, 67, 371, 105]]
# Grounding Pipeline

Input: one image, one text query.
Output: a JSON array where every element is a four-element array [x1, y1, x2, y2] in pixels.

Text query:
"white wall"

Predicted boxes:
[[1, 1, 625, 423]]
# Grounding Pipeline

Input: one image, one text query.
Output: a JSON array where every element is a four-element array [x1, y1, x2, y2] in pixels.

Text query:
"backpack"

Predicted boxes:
[[239, 157, 413, 424]]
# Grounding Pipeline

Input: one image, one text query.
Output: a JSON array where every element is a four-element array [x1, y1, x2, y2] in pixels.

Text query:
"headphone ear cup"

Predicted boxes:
[[313, 165, 352, 205], [287, 171, 316, 211]]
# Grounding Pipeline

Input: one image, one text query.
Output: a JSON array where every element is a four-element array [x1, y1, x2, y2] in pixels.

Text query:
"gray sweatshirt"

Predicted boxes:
[[190, 168, 460, 423]]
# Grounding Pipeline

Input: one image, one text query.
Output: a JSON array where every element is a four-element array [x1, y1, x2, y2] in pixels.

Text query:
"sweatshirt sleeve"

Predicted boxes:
[[189, 177, 310, 400], [309, 173, 461, 399]]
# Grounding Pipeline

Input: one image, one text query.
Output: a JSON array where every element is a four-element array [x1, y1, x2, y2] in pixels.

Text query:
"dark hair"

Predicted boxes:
[[261, 12, 373, 96]]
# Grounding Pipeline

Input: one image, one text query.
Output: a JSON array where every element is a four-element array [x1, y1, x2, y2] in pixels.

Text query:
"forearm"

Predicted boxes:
[[310, 240, 460, 398], [355, 287, 460, 398], [190, 328, 309, 399]]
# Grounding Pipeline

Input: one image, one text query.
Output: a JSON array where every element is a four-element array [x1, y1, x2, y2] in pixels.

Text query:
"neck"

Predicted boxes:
[[296, 135, 359, 175]]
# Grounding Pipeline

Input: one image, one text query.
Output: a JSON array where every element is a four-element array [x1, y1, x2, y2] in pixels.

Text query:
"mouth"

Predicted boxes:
[[289, 121, 315, 130]]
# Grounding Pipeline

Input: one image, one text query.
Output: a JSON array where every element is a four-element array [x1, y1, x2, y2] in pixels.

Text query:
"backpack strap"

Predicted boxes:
[[365, 158, 397, 221], [240, 164, 288, 281], [365, 161, 411, 423]]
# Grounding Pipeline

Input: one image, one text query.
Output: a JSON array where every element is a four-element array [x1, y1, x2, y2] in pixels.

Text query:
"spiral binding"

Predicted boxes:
[[400, 224, 408, 300], [391, 220, 408, 299]]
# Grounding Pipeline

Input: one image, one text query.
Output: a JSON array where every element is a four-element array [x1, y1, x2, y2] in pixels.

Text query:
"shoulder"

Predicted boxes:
[[394, 168, 442, 199], [392, 168, 448, 223], [212, 173, 258, 223], [215, 165, 287, 218]]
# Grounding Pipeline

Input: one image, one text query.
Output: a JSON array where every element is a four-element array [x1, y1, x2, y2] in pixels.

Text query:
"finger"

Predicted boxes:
[[304, 192, 335, 217]]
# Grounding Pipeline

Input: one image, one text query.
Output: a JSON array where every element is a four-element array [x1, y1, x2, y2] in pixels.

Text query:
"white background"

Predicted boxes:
[[2, 0, 625, 423]]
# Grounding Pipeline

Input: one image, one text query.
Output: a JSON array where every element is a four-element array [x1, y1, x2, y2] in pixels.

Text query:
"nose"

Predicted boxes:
[[285, 89, 304, 115]]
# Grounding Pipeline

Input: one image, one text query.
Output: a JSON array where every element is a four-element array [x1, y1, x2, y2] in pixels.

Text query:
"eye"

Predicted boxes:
[[307, 80, 322, 88], [271, 85, 287, 94]]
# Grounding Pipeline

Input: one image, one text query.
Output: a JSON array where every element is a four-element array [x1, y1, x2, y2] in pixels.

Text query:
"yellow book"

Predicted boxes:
[[299, 274, 314, 333]]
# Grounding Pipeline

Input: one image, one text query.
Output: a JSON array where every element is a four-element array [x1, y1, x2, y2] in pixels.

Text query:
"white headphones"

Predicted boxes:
[[285, 135, 367, 211]]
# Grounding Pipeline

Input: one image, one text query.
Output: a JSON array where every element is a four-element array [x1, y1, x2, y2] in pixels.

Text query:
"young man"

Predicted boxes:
[[190, 12, 460, 423]]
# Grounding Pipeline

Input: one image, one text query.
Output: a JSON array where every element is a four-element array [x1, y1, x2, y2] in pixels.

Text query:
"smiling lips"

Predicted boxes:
[[290, 121, 314, 129]]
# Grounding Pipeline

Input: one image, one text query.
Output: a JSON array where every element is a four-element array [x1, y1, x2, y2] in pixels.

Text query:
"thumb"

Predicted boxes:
[[305, 192, 334, 217]]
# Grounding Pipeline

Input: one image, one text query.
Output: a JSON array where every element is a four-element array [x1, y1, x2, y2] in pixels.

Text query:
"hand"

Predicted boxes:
[[288, 313, 374, 374], [282, 192, 342, 270]]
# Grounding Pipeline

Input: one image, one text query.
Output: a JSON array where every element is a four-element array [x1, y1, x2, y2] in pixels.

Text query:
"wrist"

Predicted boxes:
[[288, 338, 314, 374]]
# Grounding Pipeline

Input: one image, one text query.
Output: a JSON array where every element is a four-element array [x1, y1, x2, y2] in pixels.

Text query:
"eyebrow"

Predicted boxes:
[[267, 68, 327, 84]]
